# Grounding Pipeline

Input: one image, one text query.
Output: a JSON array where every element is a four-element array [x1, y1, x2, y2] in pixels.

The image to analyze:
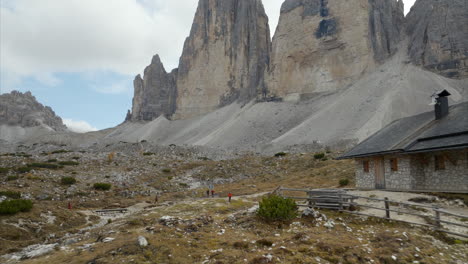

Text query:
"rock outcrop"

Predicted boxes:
[[0, 91, 66, 131], [265, 0, 404, 101], [174, 0, 271, 119], [406, 0, 468, 79], [128, 55, 177, 121]]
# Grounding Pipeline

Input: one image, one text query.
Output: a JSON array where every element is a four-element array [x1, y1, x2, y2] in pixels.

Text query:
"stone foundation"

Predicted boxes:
[[355, 149, 468, 192]]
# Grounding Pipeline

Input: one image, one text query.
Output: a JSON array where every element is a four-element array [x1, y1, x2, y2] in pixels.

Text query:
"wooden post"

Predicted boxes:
[[338, 193, 343, 211], [434, 206, 441, 229], [384, 197, 390, 219], [308, 191, 313, 208]]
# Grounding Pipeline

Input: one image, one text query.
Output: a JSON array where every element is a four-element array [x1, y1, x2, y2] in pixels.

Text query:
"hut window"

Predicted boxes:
[[390, 158, 398, 172], [363, 161, 370, 173], [435, 155, 446, 171]]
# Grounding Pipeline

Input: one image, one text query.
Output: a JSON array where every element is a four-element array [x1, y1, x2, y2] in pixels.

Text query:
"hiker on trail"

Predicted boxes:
[[228, 192, 232, 203], [206, 189, 210, 197], [154, 195, 158, 204], [211, 190, 215, 198]]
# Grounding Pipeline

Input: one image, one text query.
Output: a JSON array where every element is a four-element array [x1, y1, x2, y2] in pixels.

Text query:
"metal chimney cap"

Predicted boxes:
[[436, 90, 451, 97]]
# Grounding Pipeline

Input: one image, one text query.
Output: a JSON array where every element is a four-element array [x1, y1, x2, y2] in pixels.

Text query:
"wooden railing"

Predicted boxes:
[[276, 187, 468, 239]]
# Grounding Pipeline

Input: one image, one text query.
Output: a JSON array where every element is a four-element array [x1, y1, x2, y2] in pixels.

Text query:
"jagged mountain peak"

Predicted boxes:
[[0, 90, 66, 131]]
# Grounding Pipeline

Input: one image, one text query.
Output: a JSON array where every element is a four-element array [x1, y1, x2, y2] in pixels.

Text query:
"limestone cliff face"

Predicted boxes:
[[129, 55, 177, 121], [0, 91, 66, 131], [406, 0, 468, 79], [174, 0, 271, 119], [265, 0, 404, 100]]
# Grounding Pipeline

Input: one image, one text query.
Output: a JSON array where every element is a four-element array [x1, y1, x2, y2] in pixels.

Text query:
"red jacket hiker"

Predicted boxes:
[[228, 193, 232, 202]]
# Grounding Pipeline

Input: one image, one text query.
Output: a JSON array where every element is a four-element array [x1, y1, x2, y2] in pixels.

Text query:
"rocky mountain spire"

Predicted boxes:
[[129, 55, 177, 121], [173, 0, 271, 119], [406, 0, 468, 78]]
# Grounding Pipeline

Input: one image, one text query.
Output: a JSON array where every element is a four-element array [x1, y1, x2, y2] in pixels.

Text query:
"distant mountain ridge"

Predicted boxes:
[[0, 91, 66, 131]]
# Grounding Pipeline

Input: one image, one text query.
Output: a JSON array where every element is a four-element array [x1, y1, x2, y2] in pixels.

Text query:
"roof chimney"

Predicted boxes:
[[433, 90, 451, 120]]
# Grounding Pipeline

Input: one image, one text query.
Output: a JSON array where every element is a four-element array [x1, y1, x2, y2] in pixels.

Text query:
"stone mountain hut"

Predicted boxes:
[[339, 90, 468, 192]]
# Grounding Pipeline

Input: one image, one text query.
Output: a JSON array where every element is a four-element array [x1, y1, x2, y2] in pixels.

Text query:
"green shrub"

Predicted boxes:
[[28, 163, 60, 169], [61, 177, 77, 185], [16, 167, 32, 173], [198, 157, 211, 161], [256, 239, 273, 247], [339, 179, 350, 187], [7, 175, 19, 181], [0, 199, 33, 215], [162, 168, 171, 173], [257, 195, 298, 222], [0, 168, 10, 174], [58, 161, 79, 166], [93, 183, 112, 191], [143, 152, 155, 156], [314, 153, 326, 160], [0, 191, 21, 199], [47, 159, 58, 163], [274, 152, 287, 157]]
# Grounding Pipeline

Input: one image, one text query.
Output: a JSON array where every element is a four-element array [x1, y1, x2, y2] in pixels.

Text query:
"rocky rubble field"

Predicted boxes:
[[0, 143, 467, 264]]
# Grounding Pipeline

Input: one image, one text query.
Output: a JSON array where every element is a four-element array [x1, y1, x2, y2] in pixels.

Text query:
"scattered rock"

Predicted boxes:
[[137, 236, 148, 247], [102, 237, 115, 243]]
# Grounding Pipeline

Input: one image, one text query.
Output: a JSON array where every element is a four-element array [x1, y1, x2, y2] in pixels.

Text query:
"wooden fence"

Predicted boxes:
[[276, 187, 468, 239]]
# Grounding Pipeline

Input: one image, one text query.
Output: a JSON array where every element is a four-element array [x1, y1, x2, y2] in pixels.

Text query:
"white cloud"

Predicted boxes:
[[0, 0, 198, 90], [63, 118, 98, 133]]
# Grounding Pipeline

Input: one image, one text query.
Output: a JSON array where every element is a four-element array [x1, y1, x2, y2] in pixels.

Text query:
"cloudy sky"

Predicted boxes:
[[0, 0, 416, 132]]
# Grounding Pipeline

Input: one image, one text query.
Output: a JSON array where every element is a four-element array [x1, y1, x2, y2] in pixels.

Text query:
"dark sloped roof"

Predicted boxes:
[[340, 102, 468, 159]]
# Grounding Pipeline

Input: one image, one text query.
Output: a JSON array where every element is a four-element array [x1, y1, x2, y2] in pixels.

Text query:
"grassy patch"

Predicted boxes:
[[58, 161, 79, 166], [0, 168, 10, 174], [93, 183, 112, 191], [16, 167, 33, 173], [0, 199, 33, 215], [0, 191, 21, 199], [51, 149, 70, 154], [7, 175, 19, 181], [61, 177, 77, 185], [274, 152, 287, 157], [314, 153, 326, 160], [28, 163, 61, 169]]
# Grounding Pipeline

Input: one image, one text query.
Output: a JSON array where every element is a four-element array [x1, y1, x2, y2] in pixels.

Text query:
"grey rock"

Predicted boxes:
[[128, 55, 177, 121], [369, 0, 405, 62], [137, 236, 148, 247], [406, 0, 468, 78], [0, 91, 66, 131]]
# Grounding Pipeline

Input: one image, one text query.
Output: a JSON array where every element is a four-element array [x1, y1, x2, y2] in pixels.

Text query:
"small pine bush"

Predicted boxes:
[[0, 199, 33, 215], [314, 153, 326, 160], [162, 168, 171, 173], [257, 195, 298, 222], [143, 152, 155, 156], [339, 179, 350, 187], [93, 183, 112, 191], [47, 159, 58, 163], [61, 177, 77, 185]]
